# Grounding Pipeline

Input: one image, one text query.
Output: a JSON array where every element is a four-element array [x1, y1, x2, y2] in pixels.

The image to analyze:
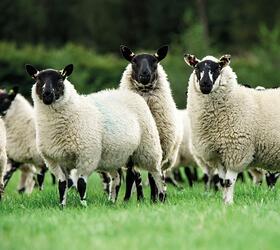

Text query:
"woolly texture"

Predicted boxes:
[[0, 118, 7, 188], [174, 109, 196, 168], [3, 94, 44, 166], [120, 63, 180, 170], [187, 55, 280, 174], [32, 80, 162, 179]]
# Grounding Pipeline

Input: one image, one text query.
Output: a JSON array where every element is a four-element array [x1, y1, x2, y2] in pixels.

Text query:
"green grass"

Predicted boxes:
[[1, 172, 280, 250]]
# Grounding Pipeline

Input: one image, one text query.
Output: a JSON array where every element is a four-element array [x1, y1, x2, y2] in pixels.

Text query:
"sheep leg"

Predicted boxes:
[[149, 171, 166, 202], [266, 172, 280, 188], [108, 170, 121, 203], [184, 166, 194, 187], [173, 168, 184, 183], [134, 169, 144, 201], [124, 159, 135, 201], [165, 169, 183, 189], [100, 172, 111, 195], [218, 166, 226, 188], [51, 173, 56, 185], [192, 167, 198, 182], [3, 160, 21, 188], [77, 176, 87, 207], [18, 167, 30, 194], [19, 166, 36, 194], [36, 164, 48, 190], [237, 172, 245, 183], [248, 169, 264, 185], [148, 173, 158, 202], [53, 167, 68, 208], [223, 169, 238, 205]]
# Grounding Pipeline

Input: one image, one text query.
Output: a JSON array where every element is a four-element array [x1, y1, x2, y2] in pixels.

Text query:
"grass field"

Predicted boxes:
[[1, 171, 280, 250]]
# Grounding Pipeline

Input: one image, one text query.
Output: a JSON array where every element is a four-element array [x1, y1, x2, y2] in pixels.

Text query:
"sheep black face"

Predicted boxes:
[[184, 54, 231, 94], [25, 64, 73, 105], [120, 45, 168, 89], [0, 87, 18, 116]]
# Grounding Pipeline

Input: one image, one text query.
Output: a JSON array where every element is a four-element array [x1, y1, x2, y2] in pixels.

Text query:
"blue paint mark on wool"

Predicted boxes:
[[88, 97, 123, 134]]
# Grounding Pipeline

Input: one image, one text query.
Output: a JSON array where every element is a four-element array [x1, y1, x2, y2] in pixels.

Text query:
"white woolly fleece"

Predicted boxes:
[[174, 109, 196, 168], [187, 56, 280, 173], [120, 63, 181, 170], [3, 94, 44, 167], [32, 79, 162, 180], [0, 118, 7, 186]]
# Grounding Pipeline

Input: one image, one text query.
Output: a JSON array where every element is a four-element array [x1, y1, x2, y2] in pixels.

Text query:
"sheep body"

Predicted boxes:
[[120, 64, 180, 170], [0, 118, 7, 196], [187, 55, 280, 202], [2, 93, 47, 191], [175, 109, 195, 167], [3, 94, 44, 166], [32, 79, 163, 205]]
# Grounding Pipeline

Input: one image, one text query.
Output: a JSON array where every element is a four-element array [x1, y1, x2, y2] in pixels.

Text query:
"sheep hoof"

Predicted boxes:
[[224, 199, 234, 205], [59, 204, 65, 210], [80, 200, 88, 207], [18, 187, 26, 194], [159, 192, 166, 203]]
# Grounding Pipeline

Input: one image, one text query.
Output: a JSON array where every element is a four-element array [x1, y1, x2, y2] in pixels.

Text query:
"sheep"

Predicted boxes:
[[0, 88, 48, 192], [239, 84, 279, 187], [168, 109, 198, 187], [0, 117, 7, 199], [184, 53, 280, 204], [119, 45, 182, 199], [25, 64, 165, 207]]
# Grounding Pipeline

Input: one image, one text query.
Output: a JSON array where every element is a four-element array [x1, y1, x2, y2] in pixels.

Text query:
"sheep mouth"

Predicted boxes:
[[42, 95, 55, 105], [138, 75, 151, 85], [200, 85, 213, 94]]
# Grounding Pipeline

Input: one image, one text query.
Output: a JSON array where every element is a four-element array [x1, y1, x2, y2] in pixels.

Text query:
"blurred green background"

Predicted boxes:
[[0, 0, 280, 108]]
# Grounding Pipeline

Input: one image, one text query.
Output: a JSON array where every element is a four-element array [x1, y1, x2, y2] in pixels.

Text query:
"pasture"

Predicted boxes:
[[1, 172, 280, 250]]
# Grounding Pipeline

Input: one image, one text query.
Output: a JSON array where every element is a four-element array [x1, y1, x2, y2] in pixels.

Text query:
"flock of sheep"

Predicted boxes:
[[0, 45, 279, 207]]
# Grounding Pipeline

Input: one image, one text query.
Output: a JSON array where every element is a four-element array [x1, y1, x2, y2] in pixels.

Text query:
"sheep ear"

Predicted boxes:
[[219, 54, 231, 68], [25, 64, 38, 79], [9, 86, 19, 100], [155, 45, 168, 62], [62, 64, 74, 78], [184, 54, 200, 68], [120, 45, 135, 62]]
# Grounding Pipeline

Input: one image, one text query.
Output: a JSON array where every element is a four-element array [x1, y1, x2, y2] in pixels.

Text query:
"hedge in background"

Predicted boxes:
[[0, 37, 280, 109]]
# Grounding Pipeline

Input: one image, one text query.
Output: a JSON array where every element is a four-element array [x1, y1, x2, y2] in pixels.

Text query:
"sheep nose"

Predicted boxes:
[[44, 91, 52, 97]]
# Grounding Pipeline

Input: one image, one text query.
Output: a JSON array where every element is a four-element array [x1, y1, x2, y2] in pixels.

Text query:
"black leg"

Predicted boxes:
[[67, 178, 74, 189], [201, 173, 209, 185], [165, 175, 183, 189], [247, 171, 253, 181], [115, 169, 123, 201], [148, 173, 157, 202], [237, 172, 245, 182], [18, 187, 26, 194], [210, 174, 220, 191], [77, 177, 87, 206], [37, 165, 48, 190], [4, 161, 20, 188], [184, 166, 194, 187], [58, 180, 67, 208], [173, 169, 184, 183], [100, 172, 110, 195], [51, 173, 56, 185], [192, 167, 198, 182], [124, 167, 135, 201], [134, 169, 144, 201], [0, 183, 4, 200], [266, 172, 280, 188]]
